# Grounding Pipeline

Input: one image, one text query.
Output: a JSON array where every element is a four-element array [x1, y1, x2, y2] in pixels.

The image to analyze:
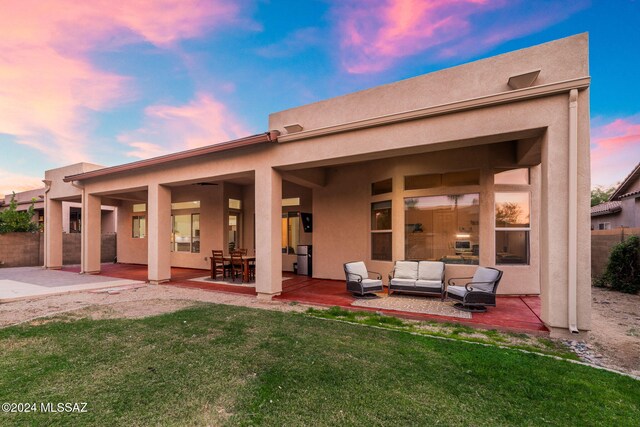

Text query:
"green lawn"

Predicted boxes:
[[0, 304, 638, 426]]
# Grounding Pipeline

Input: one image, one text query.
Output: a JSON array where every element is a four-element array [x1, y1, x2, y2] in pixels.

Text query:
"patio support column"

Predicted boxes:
[[540, 88, 591, 337], [44, 197, 63, 269], [255, 166, 282, 299], [147, 183, 171, 284], [82, 193, 102, 274]]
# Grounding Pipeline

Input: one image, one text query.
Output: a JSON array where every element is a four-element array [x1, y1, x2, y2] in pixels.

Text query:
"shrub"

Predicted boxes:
[[596, 235, 640, 294], [0, 193, 40, 234]]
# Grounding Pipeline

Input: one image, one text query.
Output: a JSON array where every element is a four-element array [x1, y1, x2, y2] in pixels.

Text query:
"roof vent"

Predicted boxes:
[[284, 123, 303, 134], [508, 70, 540, 90]]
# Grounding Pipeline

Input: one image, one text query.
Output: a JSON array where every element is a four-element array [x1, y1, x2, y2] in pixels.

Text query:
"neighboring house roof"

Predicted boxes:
[[591, 201, 622, 217], [609, 162, 640, 200], [63, 132, 279, 183]]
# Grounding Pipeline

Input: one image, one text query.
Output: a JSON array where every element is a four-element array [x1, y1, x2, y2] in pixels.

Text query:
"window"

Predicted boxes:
[[404, 194, 479, 264], [229, 199, 242, 210], [133, 203, 146, 212], [228, 212, 241, 252], [171, 214, 200, 253], [132, 215, 146, 238], [371, 201, 392, 261], [495, 192, 530, 264], [172, 201, 200, 210], [404, 170, 479, 190], [371, 178, 392, 195], [598, 222, 611, 230], [282, 197, 301, 207], [494, 168, 529, 185], [282, 212, 300, 254]]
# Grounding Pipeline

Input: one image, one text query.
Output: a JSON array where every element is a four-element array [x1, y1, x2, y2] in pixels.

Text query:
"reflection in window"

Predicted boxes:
[[495, 192, 530, 228], [496, 231, 529, 264], [228, 212, 240, 252], [495, 192, 530, 264], [192, 214, 200, 253], [172, 201, 200, 210], [171, 214, 200, 253], [282, 212, 300, 254], [228, 199, 242, 210], [404, 170, 479, 190], [132, 216, 146, 238], [133, 203, 146, 212], [371, 201, 392, 261], [282, 197, 301, 207], [404, 194, 479, 264], [494, 168, 529, 185], [371, 178, 392, 195]]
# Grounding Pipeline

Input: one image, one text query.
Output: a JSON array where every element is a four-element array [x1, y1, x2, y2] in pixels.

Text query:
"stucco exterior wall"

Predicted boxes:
[[312, 145, 540, 295], [41, 34, 591, 332]]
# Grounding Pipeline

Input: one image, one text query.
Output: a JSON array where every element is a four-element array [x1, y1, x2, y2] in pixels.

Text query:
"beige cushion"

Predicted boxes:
[[394, 261, 418, 279], [362, 279, 383, 289], [390, 278, 416, 287], [472, 267, 500, 292], [447, 285, 467, 297], [415, 279, 442, 289], [345, 262, 368, 281], [418, 261, 444, 281]]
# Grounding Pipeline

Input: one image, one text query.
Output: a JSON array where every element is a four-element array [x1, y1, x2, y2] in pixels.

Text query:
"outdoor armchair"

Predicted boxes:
[[343, 261, 383, 297], [446, 266, 503, 312]]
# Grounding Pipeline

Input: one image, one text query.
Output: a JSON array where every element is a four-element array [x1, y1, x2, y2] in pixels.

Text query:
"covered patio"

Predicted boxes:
[[66, 263, 546, 333]]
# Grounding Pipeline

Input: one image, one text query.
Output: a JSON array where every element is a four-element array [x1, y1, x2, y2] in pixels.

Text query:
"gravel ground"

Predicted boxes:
[[0, 285, 310, 327], [1, 283, 638, 377], [574, 287, 640, 377]]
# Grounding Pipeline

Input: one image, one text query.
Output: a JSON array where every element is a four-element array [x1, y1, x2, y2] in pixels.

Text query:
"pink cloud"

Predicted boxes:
[[336, 0, 587, 74], [119, 92, 252, 159], [0, 0, 246, 164], [0, 169, 43, 196], [591, 115, 640, 187]]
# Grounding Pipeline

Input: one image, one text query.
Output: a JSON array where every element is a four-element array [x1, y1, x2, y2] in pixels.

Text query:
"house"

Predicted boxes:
[[42, 34, 591, 336], [1, 184, 117, 234], [591, 162, 640, 229]]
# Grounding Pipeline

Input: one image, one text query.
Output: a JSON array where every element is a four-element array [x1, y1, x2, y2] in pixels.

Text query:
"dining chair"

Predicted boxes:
[[230, 251, 245, 282], [211, 250, 228, 280]]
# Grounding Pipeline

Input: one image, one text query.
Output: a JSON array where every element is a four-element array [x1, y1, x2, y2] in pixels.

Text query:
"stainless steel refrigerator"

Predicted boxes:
[[296, 245, 312, 276]]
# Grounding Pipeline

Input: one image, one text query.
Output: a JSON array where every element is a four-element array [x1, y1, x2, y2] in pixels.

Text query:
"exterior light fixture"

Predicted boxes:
[[508, 70, 540, 89]]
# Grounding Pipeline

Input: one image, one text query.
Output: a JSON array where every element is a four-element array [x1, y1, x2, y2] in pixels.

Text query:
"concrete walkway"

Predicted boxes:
[[0, 267, 145, 303]]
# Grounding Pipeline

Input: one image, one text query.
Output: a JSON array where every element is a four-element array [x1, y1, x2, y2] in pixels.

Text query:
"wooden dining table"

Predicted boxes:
[[223, 255, 256, 283]]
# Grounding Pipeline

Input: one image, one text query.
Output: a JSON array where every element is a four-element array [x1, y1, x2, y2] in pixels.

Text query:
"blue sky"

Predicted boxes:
[[1, 0, 638, 194]]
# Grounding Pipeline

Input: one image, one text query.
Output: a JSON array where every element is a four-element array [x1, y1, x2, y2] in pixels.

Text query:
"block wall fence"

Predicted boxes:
[[591, 227, 640, 279], [0, 233, 116, 268]]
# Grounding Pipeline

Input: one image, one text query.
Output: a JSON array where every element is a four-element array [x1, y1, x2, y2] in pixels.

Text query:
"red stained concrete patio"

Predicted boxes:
[[62, 263, 546, 334]]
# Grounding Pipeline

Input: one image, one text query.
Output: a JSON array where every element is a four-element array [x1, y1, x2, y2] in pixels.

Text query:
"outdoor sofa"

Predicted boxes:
[[388, 260, 445, 300]]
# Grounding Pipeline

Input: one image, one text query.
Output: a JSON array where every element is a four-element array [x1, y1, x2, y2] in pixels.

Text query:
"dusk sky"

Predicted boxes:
[[1, 0, 638, 195]]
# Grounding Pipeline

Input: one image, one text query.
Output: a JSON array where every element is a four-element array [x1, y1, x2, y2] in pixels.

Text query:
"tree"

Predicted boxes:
[[0, 193, 40, 233], [591, 185, 616, 207], [495, 202, 525, 227]]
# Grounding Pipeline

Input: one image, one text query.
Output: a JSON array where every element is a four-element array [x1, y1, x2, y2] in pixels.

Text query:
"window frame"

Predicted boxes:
[[171, 212, 201, 253], [371, 201, 392, 261], [132, 215, 146, 239], [282, 211, 300, 255], [494, 191, 531, 265]]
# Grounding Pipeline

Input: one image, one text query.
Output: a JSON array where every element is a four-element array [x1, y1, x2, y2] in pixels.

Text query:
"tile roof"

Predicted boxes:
[[610, 162, 640, 201], [591, 201, 622, 217]]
